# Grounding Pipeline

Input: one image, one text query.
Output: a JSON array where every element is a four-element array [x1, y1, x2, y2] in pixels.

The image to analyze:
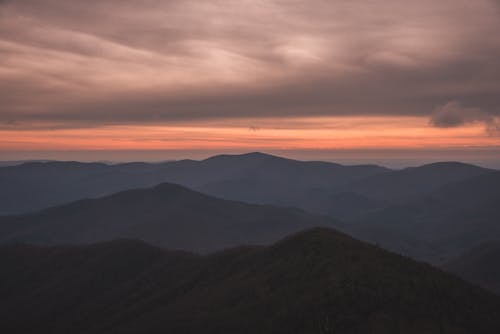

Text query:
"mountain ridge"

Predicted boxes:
[[0, 152, 390, 215], [0, 181, 336, 253], [1, 228, 500, 333], [345, 171, 500, 263]]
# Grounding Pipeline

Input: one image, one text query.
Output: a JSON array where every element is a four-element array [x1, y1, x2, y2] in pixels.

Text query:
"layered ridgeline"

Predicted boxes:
[[1, 153, 497, 263], [0, 153, 500, 280], [444, 241, 500, 295], [345, 171, 500, 264], [1, 228, 499, 334], [0, 152, 388, 215], [0, 153, 491, 220], [0, 183, 335, 253], [201, 160, 491, 220]]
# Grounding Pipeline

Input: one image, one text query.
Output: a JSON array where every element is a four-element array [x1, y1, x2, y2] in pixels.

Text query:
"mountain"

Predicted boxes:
[[199, 159, 492, 220], [339, 161, 491, 202], [2, 153, 491, 223], [345, 171, 500, 263], [0, 160, 42, 167], [444, 241, 500, 295], [1, 228, 499, 334], [1, 153, 496, 263], [197, 153, 389, 205], [0, 152, 389, 215], [0, 182, 335, 253]]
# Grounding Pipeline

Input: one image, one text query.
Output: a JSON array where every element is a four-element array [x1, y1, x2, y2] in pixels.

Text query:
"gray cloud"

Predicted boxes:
[[430, 101, 499, 134], [1, 0, 500, 127], [430, 101, 491, 127]]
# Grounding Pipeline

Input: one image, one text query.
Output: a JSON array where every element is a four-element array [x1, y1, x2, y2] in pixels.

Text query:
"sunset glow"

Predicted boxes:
[[2, 117, 499, 151], [1, 0, 499, 163]]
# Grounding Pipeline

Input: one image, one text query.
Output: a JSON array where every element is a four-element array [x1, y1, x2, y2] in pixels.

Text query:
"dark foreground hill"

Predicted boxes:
[[1, 228, 499, 334], [0, 183, 335, 252], [444, 241, 500, 295]]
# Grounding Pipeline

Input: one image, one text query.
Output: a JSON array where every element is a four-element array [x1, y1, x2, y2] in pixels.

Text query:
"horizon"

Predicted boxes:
[[2, 149, 500, 169]]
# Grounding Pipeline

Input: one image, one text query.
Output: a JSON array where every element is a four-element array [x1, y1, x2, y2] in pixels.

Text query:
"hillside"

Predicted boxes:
[[0, 183, 335, 253], [345, 171, 500, 263], [444, 241, 500, 295], [1, 228, 499, 333]]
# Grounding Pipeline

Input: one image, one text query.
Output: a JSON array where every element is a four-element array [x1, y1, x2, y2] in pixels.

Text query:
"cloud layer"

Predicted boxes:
[[430, 101, 499, 132], [1, 0, 500, 128]]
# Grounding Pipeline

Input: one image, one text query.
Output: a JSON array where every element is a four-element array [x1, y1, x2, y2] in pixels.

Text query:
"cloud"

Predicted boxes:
[[430, 101, 499, 134], [430, 101, 491, 127], [0, 0, 500, 127]]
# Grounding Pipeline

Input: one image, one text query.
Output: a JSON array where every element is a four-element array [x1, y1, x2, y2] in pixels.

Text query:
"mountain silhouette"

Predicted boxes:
[[0, 182, 335, 252], [1, 228, 499, 333], [346, 171, 500, 263], [0, 152, 388, 215], [338, 161, 491, 201], [2, 153, 491, 223]]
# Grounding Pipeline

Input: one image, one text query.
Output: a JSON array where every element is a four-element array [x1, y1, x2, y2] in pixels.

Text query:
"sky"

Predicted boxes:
[[1, 0, 500, 166]]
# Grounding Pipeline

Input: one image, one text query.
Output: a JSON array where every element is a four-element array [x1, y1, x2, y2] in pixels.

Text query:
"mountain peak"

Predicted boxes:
[[411, 161, 489, 171], [270, 227, 359, 256], [203, 151, 279, 162]]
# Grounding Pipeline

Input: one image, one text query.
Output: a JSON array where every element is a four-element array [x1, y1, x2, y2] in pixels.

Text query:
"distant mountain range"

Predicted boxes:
[[346, 171, 500, 264], [0, 152, 491, 220], [1, 152, 499, 294], [205, 160, 491, 220], [0, 182, 335, 252], [1, 228, 499, 334], [0, 152, 388, 215], [1, 153, 497, 257]]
